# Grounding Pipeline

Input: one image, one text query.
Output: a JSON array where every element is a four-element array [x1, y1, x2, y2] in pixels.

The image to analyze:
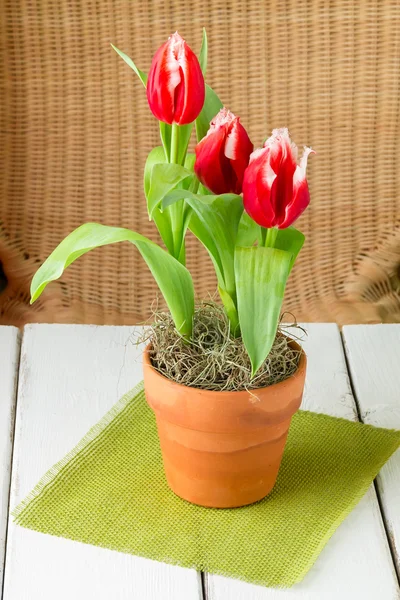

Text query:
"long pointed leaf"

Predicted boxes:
[[111, 44, 148, 87], [235, 246, 292, 376], [199, 28, 208, 75], [31, 223, 194, 338]]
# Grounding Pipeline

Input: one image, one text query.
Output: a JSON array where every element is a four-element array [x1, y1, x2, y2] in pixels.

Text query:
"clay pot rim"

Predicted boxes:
[[143, 337, 306, 398]]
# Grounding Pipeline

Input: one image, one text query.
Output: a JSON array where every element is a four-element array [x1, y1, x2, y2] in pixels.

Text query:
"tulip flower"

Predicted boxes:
[[146, 32, 205, 125], [194, 108, 254, 195], [243, 128, 314, 229]]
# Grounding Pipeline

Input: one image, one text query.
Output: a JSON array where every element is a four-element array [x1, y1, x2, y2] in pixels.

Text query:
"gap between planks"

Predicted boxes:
[[342, 326, 400, 586], [0, 328, 21, 600]]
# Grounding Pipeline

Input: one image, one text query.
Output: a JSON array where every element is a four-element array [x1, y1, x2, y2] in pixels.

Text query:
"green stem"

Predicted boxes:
[[167, 123, 185, 263], [190, 177, 200, 194], [265, 227, 278, 248], [261, 228, 267, 246], [159, 122, 170, 162], [170, 123, 179, 165], [170, 201, 186, 265]]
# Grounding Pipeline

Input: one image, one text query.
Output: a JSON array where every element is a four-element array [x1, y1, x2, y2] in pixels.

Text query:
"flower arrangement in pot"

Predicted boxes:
[[31, 30, 314, 508]]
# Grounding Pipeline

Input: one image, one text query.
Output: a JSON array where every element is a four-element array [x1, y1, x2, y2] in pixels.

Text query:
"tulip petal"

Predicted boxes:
[[256, 147, 279, 225], [226, 119, 254, 192], [300, 146, 315, 174], [195, 126, 232, 195], [224, 120, 239, 160], [278, 147, 314, 228], [279, 166, 311, 228], [243, 148, 276, 228], [173, 36, 205, 125], [264, 129, 297, 225], [147, 40, 180, 124]]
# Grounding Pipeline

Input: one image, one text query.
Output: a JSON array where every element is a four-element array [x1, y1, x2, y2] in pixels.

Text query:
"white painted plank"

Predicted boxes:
[[0, 326, 20, 599], [343, 324, 400, 578], [206, 323, 399, 600], [3, 324, 202, 600]]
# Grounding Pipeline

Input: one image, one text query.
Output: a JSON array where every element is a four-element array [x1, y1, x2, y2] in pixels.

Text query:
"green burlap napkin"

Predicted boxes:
[[13, 382, 400, 588]]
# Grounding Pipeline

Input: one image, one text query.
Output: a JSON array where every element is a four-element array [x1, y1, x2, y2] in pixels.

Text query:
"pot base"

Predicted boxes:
[[157, 422, 288, 508], [163, 458, 278, 508]]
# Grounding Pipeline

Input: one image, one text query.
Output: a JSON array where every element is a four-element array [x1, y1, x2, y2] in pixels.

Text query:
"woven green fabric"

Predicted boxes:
[[13, 382, 400, 588]]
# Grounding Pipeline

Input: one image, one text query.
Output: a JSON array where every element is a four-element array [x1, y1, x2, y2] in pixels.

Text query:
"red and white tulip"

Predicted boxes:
[[243, 128, 314, 229], [194, 108, 253, 195], [146, 32, 205, 125]]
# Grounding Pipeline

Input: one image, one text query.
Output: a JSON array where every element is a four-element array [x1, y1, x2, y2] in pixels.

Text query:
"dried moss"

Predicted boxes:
[[139, 302, 304, 392]]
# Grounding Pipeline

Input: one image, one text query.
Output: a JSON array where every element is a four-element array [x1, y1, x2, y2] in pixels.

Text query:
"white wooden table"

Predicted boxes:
[[0, 323, 399, 599]]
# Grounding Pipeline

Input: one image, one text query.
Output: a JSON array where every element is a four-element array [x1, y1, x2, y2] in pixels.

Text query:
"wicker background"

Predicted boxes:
[[1, 0, 399, 326]]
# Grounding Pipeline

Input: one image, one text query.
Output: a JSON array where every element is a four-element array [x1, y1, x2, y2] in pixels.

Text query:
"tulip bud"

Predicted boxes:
[[194, 108, 254, 195], [243, 128, 314, 229], [146, 32, 205, 125]]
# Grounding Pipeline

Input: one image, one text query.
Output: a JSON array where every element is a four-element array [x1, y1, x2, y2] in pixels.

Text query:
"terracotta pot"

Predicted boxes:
[[143, 341, 307, 508]]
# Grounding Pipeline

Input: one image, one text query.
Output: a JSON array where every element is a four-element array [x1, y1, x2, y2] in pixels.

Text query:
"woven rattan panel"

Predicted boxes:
[[1, 1, 400, 326]]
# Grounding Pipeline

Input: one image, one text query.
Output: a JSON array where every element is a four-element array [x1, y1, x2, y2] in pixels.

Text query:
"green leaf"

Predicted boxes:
[[187, 193, 243, 302], [218, 286, 239, 335], [198, 182, 212, 196], [199, 28, 208, 75], [235, 246, 292, 377], [161, 189, 233, 210], [176, 124, 193, 165], [159, 122, 171, 162], [31, 223, 194, 338], [177, 201, 193, 263], [184, 152, 196, 173], [152, 208, 175, 256], [111, 44, 148, 87], [144, 147, 175, 253], [162, 189, 208, 210], [147, 163, 193, 217], [144, 149, 193, 263], [144, 146, 166, 198], [275, 227, 305, 272], [236, 211, 262, 247], [161, 190, 244, 318], [195, 84, 223, 142], [160, 155, 196, 261]]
